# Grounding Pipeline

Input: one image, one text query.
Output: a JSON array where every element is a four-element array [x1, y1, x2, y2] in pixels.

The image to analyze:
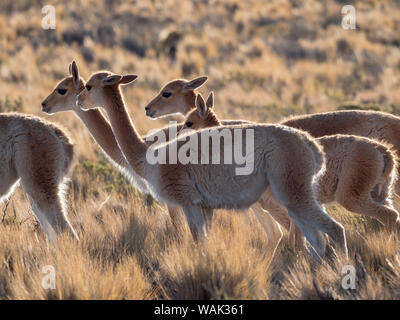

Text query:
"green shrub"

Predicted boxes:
[[78, 157, 135, 198]]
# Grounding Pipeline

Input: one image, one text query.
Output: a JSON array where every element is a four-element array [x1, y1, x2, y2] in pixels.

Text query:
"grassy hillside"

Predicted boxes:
[[1, 0, 400, 299]]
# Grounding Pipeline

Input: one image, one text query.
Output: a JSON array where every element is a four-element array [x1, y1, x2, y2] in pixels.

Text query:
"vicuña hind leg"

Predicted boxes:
[[258, 188, 291, 231], [336, 163, 400, 233], [0, 168, 19, 203], [339, 194, 400, 233], [288, 220, 307, 252], [24, 183, 78, 244], [287, 209, 327, 259], [258, 188, 306, 251], [268, 174, 347, 258], [365, 202, 400, 233], [15, 155, 78, 243], [289, 202, 346, 258]]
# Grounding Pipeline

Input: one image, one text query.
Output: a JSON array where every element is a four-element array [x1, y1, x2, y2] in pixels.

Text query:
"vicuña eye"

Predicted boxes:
[[162, 92, 172, 98], [57, 89, 67, 95], [186, 122, 193, 128], [85, 85, 92, 91]]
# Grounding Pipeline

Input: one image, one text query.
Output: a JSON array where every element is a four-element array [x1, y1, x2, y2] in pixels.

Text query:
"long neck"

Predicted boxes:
[[181, 91, 196, 115], [103, 86, 148, 179], [74, 107, 130, 169], [205, 111, 222, 127]]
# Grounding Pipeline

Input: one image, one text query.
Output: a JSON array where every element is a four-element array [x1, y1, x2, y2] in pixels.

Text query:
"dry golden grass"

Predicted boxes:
[[3, 184, 400, 299], [1, 0, 400, 299]]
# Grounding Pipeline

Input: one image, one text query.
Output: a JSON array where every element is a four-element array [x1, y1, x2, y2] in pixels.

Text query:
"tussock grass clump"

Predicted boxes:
[[158, 213, 275, 300]]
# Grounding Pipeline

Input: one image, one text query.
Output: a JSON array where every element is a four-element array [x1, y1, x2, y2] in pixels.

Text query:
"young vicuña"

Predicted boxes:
[[181, 92, 400, 246]]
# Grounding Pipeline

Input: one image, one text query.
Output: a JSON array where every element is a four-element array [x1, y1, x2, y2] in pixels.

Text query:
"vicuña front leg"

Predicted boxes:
[[251, 203, 283, 258], [202, 207, 214, 230], [182, 205, 208, 240]]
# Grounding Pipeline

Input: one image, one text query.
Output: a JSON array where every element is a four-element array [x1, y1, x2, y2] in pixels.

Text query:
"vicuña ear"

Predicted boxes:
[[101, 75, 123, 86], [71, 61, 80, 88], [196, 94, 206, 117], [183, 76, 208, 91], [120, 74, 138, 85], [206, 91, 214, 109]]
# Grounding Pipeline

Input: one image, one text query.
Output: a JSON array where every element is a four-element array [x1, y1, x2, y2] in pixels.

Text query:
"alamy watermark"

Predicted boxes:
[[42, 5, 56, 30], [145, 122, 255, 176], [41, 265, 56, 290], [341, 265, 356, 290], [341, 5, 356, 30]]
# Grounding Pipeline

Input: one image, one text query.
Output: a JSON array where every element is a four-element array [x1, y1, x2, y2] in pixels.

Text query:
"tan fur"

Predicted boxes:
[[76, 71, 348, 258], [182, 95, 400, 247], [282, 111, 400, 194], [0, 113, 78, 243]]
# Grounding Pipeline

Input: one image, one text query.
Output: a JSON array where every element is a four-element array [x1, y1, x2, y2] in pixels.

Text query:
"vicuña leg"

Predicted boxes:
[[251, 202, 283, 257], [15, 153, 78, 243], [268, 172, 347, 258], [258, 188, 291, 231], [339, 194, 400, 233], [182, 205, 208, 239], [202, 207, 214, 230], [23, 181, 78, 244], [336, 163, 400, 233], [258, 188, 306, 251], [167, 205, 185, 230], [288, 219, 307, 251], [0, 166, 19, 203]]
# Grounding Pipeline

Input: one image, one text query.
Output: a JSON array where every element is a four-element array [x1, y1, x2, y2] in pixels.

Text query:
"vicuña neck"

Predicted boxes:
[[74, 107, 129, 168], [182, 91, 196, 115], [206, 112, 221, 126], [102, 86, 148, 179]]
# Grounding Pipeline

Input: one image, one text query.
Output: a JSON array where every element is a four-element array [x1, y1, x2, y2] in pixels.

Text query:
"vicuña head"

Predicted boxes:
[[181, 92, 220, 132], [144, 76, 208, 119], [77, 71, 138, 111], [41, 61, 85, 114]]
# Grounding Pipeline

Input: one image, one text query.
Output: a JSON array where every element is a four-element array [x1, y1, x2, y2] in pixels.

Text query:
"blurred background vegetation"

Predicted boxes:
[[2, 0, 400, 129]]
